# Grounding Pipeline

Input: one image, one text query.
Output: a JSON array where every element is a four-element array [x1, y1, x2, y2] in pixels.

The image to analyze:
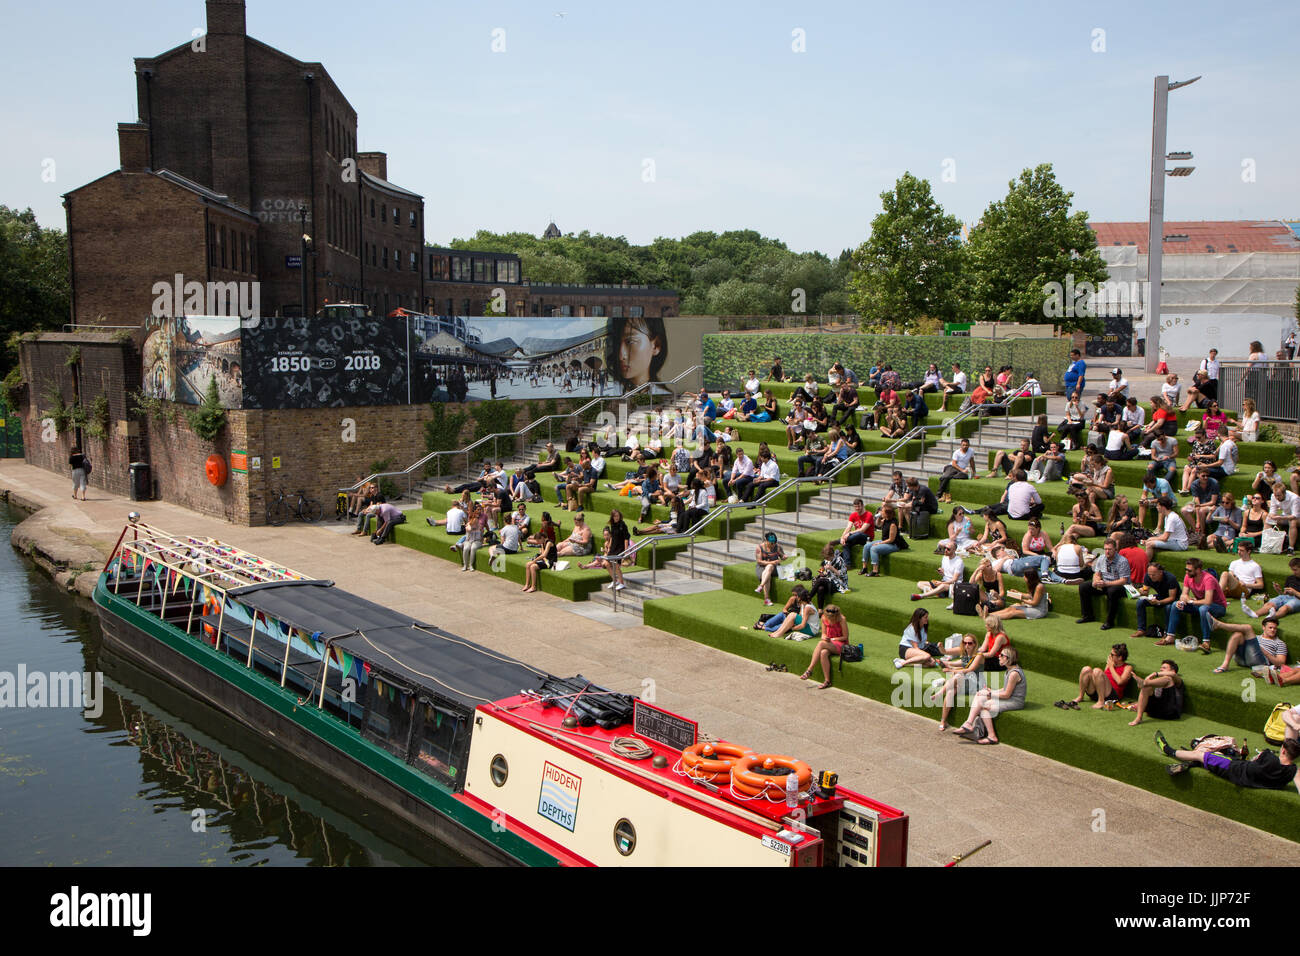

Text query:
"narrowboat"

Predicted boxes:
[[94, 519, 908, 866]]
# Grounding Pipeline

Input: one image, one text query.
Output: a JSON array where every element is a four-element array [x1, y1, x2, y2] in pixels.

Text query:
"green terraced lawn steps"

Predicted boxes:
[[641, 586, 1300, 843]]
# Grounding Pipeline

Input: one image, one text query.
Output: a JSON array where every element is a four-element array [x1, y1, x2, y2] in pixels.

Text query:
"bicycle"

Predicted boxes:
[[266, 488, 323, 526]]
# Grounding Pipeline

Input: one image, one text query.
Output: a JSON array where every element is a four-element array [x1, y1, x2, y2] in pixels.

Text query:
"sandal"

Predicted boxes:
[[800, 669, 812, 680], [1154, 636, 1175, 646], [1053, 699, 1068, 709], [976, 737, 999, 745], [1212, 665, 1230, 674], [1199, 641, 1212, 655], [817, 680, 831, 690]]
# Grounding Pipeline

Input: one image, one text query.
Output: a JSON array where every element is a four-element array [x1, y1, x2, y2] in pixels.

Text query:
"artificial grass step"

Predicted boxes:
[[980, 449, 1270, 501], [641, 587, 1300, 843]]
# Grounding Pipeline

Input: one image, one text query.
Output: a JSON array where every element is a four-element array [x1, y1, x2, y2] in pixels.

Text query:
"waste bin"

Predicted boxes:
[[129, 462, 151, 501]]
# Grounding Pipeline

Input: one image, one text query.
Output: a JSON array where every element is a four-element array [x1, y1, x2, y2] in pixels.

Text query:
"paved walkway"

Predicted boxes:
[[2, 458, 1294, 866]]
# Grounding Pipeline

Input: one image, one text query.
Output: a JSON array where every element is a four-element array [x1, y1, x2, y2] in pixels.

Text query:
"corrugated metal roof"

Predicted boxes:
[[1089, 220, 1300, 255]]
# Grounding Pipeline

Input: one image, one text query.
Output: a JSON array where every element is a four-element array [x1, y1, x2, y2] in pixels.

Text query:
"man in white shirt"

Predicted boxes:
[[1120, 397, 1146, 439], [1106, 368, 1129, 402], [992, 470, 1044, 520], [490, 520, 522, 559], [1267, 482, 1300, 551], [589, 450, 606, 478], [911, 542, 966, 600], [427, 499, 467, 548], [1199, 348, 1221, 402], [718, 390, 736, 419], [1208, 430, 1238, 480], [744, 370, 761, 397], [1221, 540, 1264, 602], [728, 449, 757, 501], [1145, 496, 1189, 561], [938, 438, 976, 502], [939, 363, 968, 412]]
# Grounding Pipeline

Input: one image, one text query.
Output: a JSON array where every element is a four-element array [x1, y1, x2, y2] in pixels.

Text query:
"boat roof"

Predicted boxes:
[[230, 580, 549, 710]]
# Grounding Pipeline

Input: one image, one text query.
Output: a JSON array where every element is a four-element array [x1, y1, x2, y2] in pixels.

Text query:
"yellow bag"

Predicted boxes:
[[1264, 701, 1293, 745]]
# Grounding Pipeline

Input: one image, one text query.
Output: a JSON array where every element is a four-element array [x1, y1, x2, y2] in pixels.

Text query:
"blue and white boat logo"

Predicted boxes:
[[538, 761, 581, 832]]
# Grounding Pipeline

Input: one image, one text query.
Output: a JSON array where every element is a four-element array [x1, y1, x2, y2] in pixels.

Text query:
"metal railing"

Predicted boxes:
[[1218, 359, 1300, 425], [605, 379, 1040, 611], [343, 365, 705, 500]]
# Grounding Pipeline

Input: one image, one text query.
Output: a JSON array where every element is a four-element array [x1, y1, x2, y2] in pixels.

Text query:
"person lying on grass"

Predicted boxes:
[[948, 648, 1025, 745], [1208, 615, 1289, 675], [1061, 643, 1134, 710], [1155, 733, 1300, 793]]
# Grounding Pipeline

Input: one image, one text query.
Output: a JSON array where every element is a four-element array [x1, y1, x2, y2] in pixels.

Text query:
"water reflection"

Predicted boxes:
[[0, 502, 470, 866]]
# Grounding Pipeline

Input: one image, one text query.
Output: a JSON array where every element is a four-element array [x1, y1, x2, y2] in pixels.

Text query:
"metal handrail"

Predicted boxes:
[[343, 365, 704, 498], [605, 378, 1040, 609]]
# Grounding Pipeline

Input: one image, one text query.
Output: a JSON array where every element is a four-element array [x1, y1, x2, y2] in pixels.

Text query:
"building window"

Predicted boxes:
[[446, 298, 453, 315], [473, 258, 489, 283], [462, 299, 471, 315], [629, 306, 644, 318], [558, 305, 572, 317], [394, 248, 401, 271], [410, 210, 417, 228], [370, 199, 375, 218], [219, 226, 226, 269], [382, 247, 388, 269], [496, 260, 519, 284], [381, 204, 386, 223], [392, 207, 399, 225], [591, 305, 604, 317], [410, 251, 417, 271], [612, 306, 624, 318], [451, 256, 470, 282]]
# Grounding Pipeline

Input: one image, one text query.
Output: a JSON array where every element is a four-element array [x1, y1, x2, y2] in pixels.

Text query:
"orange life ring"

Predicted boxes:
[[202, 596, 220, 645], [731, 754, 813, 799], [681, 742, 752, 782], [205, 454, 228, 487]]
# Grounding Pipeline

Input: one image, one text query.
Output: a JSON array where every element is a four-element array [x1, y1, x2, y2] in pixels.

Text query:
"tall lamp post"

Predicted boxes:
[[300, 233, 313, 318], [1144, 74, 1200, 373]]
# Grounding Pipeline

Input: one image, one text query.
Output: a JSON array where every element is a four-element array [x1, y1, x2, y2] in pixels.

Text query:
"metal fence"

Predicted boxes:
[[0, 399, 23, 458], [1218, 360, 1300, 424]]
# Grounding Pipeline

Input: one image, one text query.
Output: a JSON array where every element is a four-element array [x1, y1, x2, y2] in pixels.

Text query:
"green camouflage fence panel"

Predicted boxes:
[[703, 334, 1068, 393]]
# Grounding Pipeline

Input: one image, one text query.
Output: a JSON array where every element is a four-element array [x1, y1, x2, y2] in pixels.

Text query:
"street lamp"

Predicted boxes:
[[1144, 75, 1200, 372]]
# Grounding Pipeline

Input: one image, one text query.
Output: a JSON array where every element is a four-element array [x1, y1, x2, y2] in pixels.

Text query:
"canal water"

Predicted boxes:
[[0, 501, 470, 866]]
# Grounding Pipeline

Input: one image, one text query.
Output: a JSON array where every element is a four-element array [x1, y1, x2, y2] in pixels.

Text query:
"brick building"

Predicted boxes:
[[64, 0, 423, 325], [422, 247, 678, 319]]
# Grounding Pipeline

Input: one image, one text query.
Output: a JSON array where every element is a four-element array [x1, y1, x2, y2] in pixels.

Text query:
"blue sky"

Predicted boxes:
[[4, 0, 1297, 253]]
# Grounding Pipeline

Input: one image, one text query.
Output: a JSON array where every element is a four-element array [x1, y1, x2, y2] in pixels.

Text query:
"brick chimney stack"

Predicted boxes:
[[206, 0, 246, 36], [117, 122, 152, 171], [357, 152, 388, 180]]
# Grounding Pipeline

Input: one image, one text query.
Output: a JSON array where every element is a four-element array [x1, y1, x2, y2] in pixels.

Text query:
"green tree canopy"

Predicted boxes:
[[0, 206, 69, 373], [847, 172, 964, 331], [961, 163, 1108, 333]]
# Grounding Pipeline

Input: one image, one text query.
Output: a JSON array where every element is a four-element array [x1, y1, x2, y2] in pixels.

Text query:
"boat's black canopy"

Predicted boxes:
[[227, 580, 548, 709]]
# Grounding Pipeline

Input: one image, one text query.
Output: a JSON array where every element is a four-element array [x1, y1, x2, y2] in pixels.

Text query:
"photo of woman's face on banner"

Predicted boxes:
[[409, 316, 671, 403]]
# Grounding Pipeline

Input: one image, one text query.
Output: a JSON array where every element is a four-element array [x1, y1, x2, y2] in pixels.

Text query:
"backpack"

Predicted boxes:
[[838, 643, 864, 672], [952, 582, 981, 616], [1264, 702, 1293, 746]]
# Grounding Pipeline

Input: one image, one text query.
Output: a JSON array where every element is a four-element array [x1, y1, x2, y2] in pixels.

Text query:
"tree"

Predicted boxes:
[[847, 173, 963, 331], [961, 163, 1108, 333], [0, 206, 70, 373]]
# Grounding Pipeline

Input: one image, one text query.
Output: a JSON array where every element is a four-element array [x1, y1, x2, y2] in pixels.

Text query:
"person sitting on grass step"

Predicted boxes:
[[799, 605, 850, 690], [1076, 538, 1131, 630], [865, 502, 908, 576], [937, 634, 986, 731], [894, 608, 941, 669], [1126, 659, 1184, 726], [1061, 643, 1134, 710], [1132, 561, 1179, 638], [912, 542, 965, 602], [949, 648, 1024, 744], [1165, 557, 1226, 654], [754, 532, 784, 606], [770, 591, 821, 642], [1252, 557, 1300, 622]]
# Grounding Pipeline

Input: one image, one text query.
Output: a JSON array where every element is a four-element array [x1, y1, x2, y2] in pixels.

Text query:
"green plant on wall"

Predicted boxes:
[[185, 376, 226, 442], [40, 382, 71, 434], [423, 403, 469, 477], [84, 395, 110, 441], [2, 366, 25, 413], [471, 400, 520, 460], [129, 389, 169, 424], [64, 346, 81, 368]]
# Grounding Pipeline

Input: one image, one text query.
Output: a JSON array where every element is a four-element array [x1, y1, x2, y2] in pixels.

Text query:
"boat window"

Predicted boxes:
[[489, 754, 508, 787], [360, 681, 414, 761], [613, 819, 636, 856], [411, 700, 470, 789]]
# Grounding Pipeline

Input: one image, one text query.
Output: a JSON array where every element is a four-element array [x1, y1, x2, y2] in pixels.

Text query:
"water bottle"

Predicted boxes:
[[785, 772, 799, 808]]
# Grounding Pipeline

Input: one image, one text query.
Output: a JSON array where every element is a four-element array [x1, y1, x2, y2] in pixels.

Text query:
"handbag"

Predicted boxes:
[[1260, 526, 1286, 555], [952, 582, 980, 616], [83, 458, 92, 475], [1264, 701, 1293, 745]]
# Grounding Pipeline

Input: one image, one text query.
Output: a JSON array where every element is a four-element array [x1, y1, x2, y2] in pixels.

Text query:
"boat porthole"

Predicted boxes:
[[613, 818, 636, 856], [489, 754, 509, 787]]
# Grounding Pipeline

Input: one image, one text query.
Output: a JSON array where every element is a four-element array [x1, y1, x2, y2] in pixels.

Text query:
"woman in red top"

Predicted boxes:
[[1065, 643, 1135, 709], [979, 620, 1011, 672], [800, 605, 849, 690]]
